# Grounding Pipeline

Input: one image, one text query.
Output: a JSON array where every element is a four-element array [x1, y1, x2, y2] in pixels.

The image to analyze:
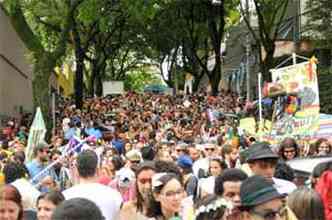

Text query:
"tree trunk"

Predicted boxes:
[[32, 53, 56, 132], [72, 18, 84, 109], [96, 72, 103, 97], [210, 56, 222, 96], [74, 48, 84, 109], [261, 48, 275, 82]]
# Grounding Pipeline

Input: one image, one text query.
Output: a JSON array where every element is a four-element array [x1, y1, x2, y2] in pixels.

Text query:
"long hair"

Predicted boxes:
[[37, 191, 65, 207], [288, 187, 325, 220], [146, 173, 182, 218], [0, 185, 23, 220], [135, 162, 156, 213]]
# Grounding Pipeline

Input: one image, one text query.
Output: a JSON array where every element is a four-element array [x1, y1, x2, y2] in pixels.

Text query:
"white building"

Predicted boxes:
[[0, 8, 33, 120]]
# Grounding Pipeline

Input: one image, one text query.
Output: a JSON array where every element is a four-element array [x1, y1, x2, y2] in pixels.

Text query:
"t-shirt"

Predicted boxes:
[[273, 177, 297, 195], [63, 183, 123, 220], [11, 178, 41, 210]]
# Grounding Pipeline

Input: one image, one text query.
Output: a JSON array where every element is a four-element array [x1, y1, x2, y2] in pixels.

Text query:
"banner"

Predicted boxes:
[[25, 107, 46, 162], [269, 58, 320, 137]]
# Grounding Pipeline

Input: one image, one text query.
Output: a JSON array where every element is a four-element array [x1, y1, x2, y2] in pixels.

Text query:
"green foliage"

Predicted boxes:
[[305, 0, 332, 47], [318, 67, 332, 113], [124, 66, 162, 92]]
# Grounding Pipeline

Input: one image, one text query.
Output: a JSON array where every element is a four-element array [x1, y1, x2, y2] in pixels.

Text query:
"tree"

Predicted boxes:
[[128, 0, 239, 95], [240, 0, 290, 82], [306, 0, 332, 48], [1, 0, 83, 130]]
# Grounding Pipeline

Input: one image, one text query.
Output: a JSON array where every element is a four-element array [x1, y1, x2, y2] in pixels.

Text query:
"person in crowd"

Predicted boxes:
[[278, 138, 299, 161], [154, 160, 183, 183], [315, 170, 332, 220], [193, 143, 218, 178], [51, 198, 104, 220], [222, 144, 241, 168], [315, 138, 332, 156], [0, 184, 23, 220], [287, 187, 325, 220], [177, 155, 198, 200], [3, 161, 41, 211], [155, 149, 173, 162], [215, 168, 248, 208], [125, 149, 142, 169], [120, 161, 156, 220], [173, 143, 188, 159], [26, 142, 58, 188], [194, 194, 233, 220], [36, 191, 65, 220], [187, 145, 201, 162], [310, 161, 332, 188], [274, 161, 295, 183], [147, 173, 185, 219], [239, 175, 285, 220], [62, 150, 122, 220], [109, 167, 136, 202], [246, 142, 297, 195], [198, 158, 228, 197]]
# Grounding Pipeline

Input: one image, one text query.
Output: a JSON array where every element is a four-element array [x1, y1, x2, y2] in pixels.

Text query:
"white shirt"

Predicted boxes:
[[63, 183, 123, 220], [11, 178, 41, 210], [192, 158, 209, 178], [273, 177, 297, 195], [198, 176, 215, 196]]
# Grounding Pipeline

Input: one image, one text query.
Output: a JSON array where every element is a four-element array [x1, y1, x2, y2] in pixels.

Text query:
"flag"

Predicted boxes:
[[25, 107, 46, 162]]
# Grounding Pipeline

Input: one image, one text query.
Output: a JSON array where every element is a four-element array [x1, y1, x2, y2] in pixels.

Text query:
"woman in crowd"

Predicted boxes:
[[278, 138, 299, 161], [287, 187, 325, 220], [315, 138, 332, 156], [198, 158, 228, 197], [147, 173, 185, 220], [120, 162, 157, 220], [36, 191, 65, 220], [222, 144, 240, 169], [0, 184, 23, 220]]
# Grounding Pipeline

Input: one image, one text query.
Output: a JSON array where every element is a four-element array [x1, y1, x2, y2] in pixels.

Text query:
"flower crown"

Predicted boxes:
[[194, 198, 233, 218]]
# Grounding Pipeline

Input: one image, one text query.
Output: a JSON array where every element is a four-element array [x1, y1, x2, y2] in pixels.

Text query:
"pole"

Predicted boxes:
[[258, 72, 263, 128], [246, 0, 251, 101], [292, 53, 297, 65], [52, 92, 56, 131]]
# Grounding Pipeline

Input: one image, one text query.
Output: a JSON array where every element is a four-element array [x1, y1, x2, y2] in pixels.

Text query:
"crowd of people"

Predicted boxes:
[[0, 91, 332, 220]]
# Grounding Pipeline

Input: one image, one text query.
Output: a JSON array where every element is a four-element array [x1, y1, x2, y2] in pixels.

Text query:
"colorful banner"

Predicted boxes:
[[269, 58, 320, 137]]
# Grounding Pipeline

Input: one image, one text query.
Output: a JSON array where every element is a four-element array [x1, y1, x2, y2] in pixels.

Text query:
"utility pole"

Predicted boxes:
[[246, 0, 251, 101]]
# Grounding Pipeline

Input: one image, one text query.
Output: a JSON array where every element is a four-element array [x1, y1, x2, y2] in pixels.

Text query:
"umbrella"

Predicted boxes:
[[25, 107, 47, 162]]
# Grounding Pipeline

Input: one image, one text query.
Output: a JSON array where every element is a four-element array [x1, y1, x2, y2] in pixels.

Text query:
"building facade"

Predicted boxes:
[[0, 8, 33, 121]]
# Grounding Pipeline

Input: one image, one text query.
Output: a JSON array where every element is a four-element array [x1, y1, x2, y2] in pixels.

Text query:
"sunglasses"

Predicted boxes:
[[205, 148, 215, 152]]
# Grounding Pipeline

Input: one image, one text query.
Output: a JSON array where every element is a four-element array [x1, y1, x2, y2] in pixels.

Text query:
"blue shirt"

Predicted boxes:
[[26, 160, 58, 186]]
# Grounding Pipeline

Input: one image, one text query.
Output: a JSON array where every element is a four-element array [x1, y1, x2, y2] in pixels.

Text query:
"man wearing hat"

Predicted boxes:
[[177, 155, 198, 200], [125, 149, 142, 169], [239, 175, 285, 220], [246, 142, 296, 195]]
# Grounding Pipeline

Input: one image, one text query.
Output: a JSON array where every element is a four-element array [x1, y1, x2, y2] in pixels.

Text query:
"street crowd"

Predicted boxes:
[[1, 91, 332, 220]]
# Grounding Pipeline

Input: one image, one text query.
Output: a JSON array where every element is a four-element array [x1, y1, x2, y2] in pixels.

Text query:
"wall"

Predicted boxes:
[[0, 8, 33, 119]]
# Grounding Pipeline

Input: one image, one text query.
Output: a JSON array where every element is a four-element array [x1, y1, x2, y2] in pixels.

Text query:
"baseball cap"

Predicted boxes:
[[177, 155, 193, 169]]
